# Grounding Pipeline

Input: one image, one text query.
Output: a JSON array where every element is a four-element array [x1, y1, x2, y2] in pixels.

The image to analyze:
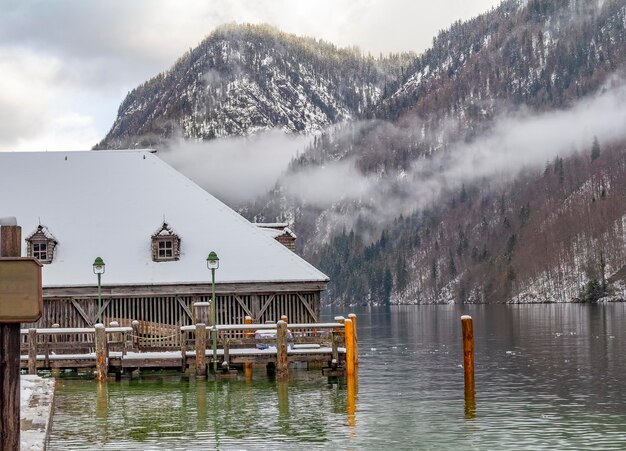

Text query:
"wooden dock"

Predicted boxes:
[[19, 316, 358, 381]]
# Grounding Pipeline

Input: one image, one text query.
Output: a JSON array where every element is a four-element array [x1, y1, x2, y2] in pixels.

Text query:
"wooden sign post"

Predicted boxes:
[[0, 223, 43, 449]]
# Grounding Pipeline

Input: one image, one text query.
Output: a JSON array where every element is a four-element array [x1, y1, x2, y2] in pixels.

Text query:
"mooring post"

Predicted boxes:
[[28, 328, 37, 375], [276, 320, 289, 380], [461, 315, 475, 412], [345, 318, 355, 377], [0, 223, 21, 450], [95, 323, 107, 382], [196, 323, 207, 379], [348, 313, 358, 366], [244, 316, 253, 379]]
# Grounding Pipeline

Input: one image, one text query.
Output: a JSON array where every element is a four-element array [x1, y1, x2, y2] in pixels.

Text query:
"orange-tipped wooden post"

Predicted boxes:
[[345, 318, 355, 377], [244, 316, 253, 379], [461, 315, 475, 404], [348, 313, 358, 366]]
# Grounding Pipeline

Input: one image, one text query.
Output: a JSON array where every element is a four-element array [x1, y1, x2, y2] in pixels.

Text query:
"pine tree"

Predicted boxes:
[[591, 136, 600, 161], [383, 268, 393, 305]]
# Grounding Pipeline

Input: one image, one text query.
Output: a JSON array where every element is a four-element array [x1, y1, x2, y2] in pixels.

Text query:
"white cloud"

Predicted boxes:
[[0, 0, 502, 151], [160, 130, 309, 204]]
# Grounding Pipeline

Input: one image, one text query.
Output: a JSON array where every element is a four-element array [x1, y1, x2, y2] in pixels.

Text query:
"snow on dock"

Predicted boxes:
[[21, 375, 55, 451]]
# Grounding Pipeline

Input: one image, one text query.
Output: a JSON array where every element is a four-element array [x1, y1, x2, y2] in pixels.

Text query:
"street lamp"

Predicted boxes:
[[206, 251, 219, 373], [93, 257, 105, 324]]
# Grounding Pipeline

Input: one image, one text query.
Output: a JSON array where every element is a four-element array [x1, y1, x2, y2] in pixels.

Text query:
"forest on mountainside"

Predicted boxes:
[[310, 140, 626, 305]]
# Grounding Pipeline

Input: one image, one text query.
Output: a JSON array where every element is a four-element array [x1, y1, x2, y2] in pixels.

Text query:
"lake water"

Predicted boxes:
[[48, 304, 626, 450]]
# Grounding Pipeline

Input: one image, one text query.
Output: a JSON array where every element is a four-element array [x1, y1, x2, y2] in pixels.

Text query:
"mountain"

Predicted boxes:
[[95, 24, 413, 149], [246, 0, 626, 305], [98, 0, 626, 306]]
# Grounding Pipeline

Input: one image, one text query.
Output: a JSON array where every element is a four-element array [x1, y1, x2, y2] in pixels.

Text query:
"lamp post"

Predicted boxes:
[[93, 257, 105, 324], [206, 251, 219, 373]]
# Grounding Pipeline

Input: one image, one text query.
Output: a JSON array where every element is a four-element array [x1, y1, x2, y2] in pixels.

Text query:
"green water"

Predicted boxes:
[[48, 304, 626, 449]]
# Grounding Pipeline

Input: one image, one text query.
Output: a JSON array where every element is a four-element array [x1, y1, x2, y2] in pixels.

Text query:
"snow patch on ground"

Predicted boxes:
[[21, 375, 55, 451]]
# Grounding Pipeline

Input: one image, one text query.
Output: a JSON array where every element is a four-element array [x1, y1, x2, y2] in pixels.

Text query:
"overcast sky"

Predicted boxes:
[[0, 0, 502, 151]]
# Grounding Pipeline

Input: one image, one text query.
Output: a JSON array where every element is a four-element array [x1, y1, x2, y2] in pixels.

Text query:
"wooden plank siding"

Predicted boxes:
[[22, 288, 322, 349]]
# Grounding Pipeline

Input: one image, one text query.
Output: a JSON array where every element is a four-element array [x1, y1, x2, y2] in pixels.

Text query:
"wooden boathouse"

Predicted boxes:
[[1, 150, 329, 348]]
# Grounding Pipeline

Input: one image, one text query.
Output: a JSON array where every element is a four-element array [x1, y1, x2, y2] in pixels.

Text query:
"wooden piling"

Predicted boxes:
[[346, 371, 357, 429], [345, 318, 355, 377], [0, 224, 21, 450], [244, 316, 253, 378], [51, 324, 61, 376], [276, 320, 288, 380], [461, 315, 475, 403], [348, 313, 358, 366], [95, 324, 107, 382], [195, 323, 207, 379], [28, 328, 37, 375]]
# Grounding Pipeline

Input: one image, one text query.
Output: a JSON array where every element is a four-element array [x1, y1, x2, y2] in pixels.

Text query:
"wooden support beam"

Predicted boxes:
[[461, 315, 475, 408], [276, 320, 288, 380], [345, 319, 355, 377], [297, 294, 317, 321], [176, 297, 194, 321], [257, 295, 276, 320], [28, 328, 37, 375], [0, 224, 21, 450], [234, 295, 253, 318], [195, 323, 207, 379], [95, 324, 107, 382], [70, 299, 94, 327], [244, 316, 253, 379], [348, 313, 358, 366]]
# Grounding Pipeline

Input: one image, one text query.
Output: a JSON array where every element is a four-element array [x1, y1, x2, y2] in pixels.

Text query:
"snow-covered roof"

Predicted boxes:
[[256, 223, 297, 239], [0, 151, 328, 288]]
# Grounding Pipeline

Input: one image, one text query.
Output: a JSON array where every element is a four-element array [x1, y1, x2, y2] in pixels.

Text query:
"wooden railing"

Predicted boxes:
[[18, 314, 358, 381], [20, 326, 133, 376]]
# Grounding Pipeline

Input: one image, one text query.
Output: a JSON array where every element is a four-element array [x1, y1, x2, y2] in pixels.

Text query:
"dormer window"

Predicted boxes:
[[26, 225, 57, 264], [151, 222, 180, 262]]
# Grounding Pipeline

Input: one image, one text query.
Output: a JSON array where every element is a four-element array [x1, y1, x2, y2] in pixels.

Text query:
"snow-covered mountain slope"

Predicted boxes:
[[95, 24, 412, 149]]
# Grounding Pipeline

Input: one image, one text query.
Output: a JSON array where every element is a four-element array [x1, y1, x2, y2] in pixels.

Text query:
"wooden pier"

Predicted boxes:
[[19, 315, 358, 381]]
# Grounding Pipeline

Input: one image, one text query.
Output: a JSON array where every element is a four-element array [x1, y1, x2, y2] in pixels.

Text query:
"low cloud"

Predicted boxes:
[[274, 76, 626, 237], [160, 130, 309, 205]]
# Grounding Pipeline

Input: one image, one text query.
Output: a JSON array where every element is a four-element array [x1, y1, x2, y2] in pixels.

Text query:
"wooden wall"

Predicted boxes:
[[22, 291, 321, 348]]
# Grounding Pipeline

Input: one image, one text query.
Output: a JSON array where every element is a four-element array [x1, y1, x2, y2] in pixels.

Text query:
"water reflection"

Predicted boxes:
[[49, 304, 626, 450], [346, 371, 357, 437]]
